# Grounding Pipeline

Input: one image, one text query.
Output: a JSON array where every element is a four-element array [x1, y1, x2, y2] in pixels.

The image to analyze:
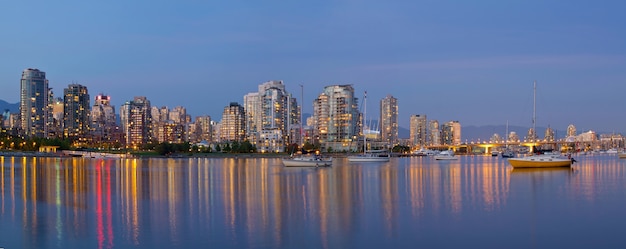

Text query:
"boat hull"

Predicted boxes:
[[618, 153, 626, 159], [508, 157, 571, 168], [434, 156, 458, 160], [347, 155, 390, 162], [282, 158, 332, 167]]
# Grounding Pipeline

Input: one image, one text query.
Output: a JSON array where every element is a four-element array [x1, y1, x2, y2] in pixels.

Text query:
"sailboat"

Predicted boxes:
[[501, 121, 515, 158], [348, 91, 390, 162], [507, 81, 573, 168]]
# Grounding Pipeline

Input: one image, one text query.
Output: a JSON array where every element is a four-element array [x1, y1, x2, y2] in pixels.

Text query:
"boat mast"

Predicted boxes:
[[363, 91, 367, 155], [299, 84, 304, 150], [533, 80, 536, 141]]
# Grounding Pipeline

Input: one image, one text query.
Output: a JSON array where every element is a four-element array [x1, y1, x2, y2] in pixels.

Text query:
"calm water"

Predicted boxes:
[[1, 155, 626, 248]]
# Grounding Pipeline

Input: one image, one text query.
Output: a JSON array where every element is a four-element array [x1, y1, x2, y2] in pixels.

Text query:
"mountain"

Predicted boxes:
[[0, 100, 19, 113]]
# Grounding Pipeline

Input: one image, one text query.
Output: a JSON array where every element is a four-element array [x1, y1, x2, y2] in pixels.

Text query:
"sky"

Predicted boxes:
[[1, 1, 625, 134]]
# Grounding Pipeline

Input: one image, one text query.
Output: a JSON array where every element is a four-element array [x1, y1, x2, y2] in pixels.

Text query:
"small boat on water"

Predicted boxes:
[[434, 150, 457, 160], [501, 150, 515, 158], [348, 152, 390, 162], [618, 152, 626, 159], [282, 154, 332, 167], [347, 91, 390, 163], [508, 153, 573, 168]]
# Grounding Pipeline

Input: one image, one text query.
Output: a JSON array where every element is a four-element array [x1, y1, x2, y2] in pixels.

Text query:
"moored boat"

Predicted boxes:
[[508, 153, 572, 168], [434, 150, 457, 160], [618, 152, 626, 159], [282, 155, 332, 167]]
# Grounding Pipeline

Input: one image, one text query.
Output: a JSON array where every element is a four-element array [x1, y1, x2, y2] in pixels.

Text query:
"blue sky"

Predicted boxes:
[[1, 1, 625, 134]]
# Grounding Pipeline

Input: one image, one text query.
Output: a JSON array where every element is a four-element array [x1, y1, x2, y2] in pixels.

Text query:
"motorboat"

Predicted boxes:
[[434, 150, 457, 160], [618, 152, 626, 159], [507, 153, 573, 168], [282, 154, 332, 167]]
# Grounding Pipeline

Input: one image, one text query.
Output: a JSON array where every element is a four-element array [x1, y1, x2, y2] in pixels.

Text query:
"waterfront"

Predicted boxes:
[[1, 155, 626, 248]]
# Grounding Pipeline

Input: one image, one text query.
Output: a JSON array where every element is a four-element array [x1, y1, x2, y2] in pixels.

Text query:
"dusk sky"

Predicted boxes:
[[1, 1, 625, 134]]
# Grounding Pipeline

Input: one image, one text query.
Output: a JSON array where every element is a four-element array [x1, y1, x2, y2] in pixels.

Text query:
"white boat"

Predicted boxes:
[[414, 148, 437, 156], [434, 150, 457, 160], [282, 155, 332, 167], [348, 91, 390, 163], [508, 153, 572, 168]]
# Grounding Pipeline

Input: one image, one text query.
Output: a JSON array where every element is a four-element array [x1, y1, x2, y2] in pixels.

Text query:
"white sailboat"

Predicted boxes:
[[508, 81, 573, 168], [348, 91, 390, 162]]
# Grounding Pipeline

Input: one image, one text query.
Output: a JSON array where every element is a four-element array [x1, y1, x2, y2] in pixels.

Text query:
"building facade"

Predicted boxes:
[[20, 68, 50, 138], [120, 96, 152, 147], [410, 114, 428, 148], [380, 95, 398, 146], [63, 84, 90, 140], [219, 102, 245, 142], [90, 94, 119, 144], [441, 121, 461, 146], [243, 80, 299, 152], [313, 85, 359, 151]]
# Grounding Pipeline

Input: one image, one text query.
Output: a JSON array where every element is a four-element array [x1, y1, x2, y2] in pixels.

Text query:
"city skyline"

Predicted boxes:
[[1, 1, 625, 133]]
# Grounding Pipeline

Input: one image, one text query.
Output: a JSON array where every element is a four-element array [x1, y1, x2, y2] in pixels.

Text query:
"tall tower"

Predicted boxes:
[[91, 94, 118, 144], [220, 102, 246, 142], [20, 68, 49, 137], [243, 80, 299, 149], [313, 85, 359, 151], [410, 114, 427, 148], [63, 84, 90, 140], [380, 95, 398, 145], [441, 121, 462, 146], [429, 120, 440, 146], [120, 96, 152, 147]]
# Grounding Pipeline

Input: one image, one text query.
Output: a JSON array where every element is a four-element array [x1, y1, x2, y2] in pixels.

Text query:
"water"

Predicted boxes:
[[1, 155, 626, 248]]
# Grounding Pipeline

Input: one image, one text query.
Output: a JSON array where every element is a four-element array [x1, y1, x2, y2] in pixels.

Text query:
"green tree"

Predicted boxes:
[[215, 144, 221, 152], [223, 143, 231, 152]]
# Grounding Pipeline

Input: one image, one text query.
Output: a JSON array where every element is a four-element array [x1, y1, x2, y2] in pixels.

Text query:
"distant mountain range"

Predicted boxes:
[[0, 100, 18, 113]]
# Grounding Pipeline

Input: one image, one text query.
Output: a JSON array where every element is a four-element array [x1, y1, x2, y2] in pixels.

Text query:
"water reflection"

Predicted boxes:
[[1, 155, 626, 248]]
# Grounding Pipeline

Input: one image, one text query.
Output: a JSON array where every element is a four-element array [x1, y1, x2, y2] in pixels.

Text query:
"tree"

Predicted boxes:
[[223, 143, 231, 152], [215, 144, 221, 152]]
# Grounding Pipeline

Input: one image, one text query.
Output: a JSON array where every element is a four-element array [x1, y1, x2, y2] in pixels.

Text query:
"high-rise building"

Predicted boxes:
[[120, 96, 152, 147], [219, 102, 245, 142], [544, 127, 555, 142], [243, 80, 299, 151], [63, 84, 90, 140], [428, 120, 440, 146], [313, 85, 359, 151], [380, 95, 398, 145], [243, 92, 260, 142], [191, 115, 212, 143], [567, 124, 577, 137], [20, 68, 49, 138], [441, 121, 461, 146], [410, 114, 427, 148], [91, 94, 119, 144], [50, 97, 64, 138]]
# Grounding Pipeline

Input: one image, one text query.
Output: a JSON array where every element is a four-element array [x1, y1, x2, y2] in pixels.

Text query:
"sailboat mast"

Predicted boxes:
[[363, 91, 367, 154], [533, 80, 536, 141]]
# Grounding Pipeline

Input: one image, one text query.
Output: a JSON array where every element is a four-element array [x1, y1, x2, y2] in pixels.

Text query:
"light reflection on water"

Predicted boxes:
[[1, 155, 626, 248]]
